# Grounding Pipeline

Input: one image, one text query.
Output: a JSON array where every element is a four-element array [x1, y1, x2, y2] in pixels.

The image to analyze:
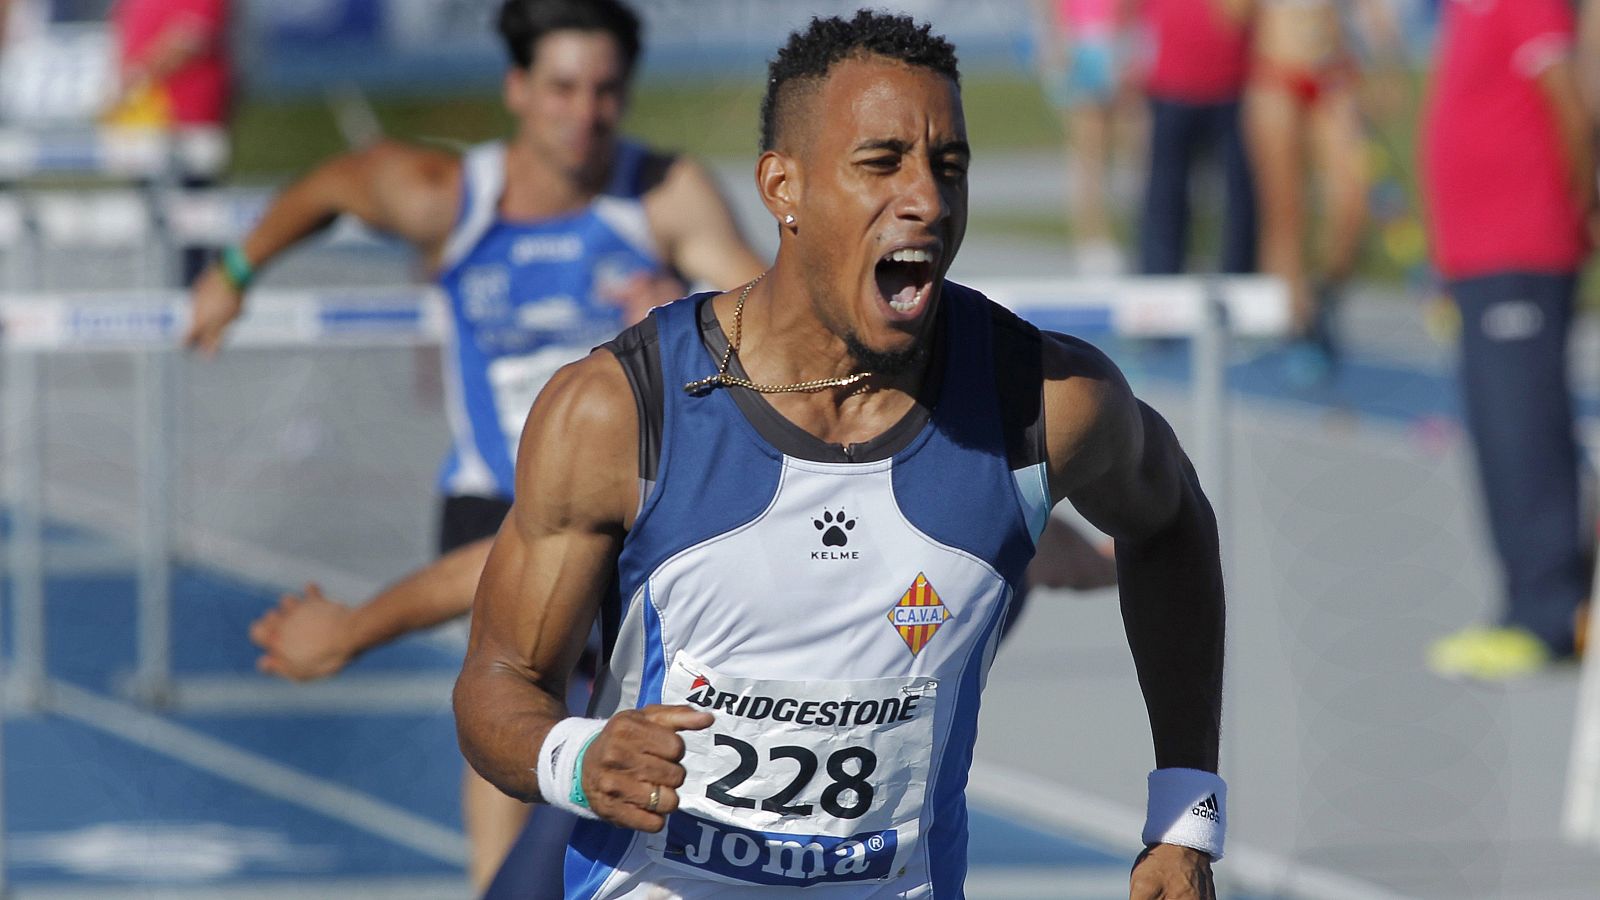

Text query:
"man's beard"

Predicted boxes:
[[843, 330, 928, 377]]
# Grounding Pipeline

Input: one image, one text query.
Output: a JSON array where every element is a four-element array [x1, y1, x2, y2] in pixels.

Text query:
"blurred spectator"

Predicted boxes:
[[105, 0, 231, 282], [1031, 0, 1141, 275], [1422, 0, 1595, 680], [105, 0, 229, 146], [1134, 0, 1256, 276], [1242, 0, 1402, 385]]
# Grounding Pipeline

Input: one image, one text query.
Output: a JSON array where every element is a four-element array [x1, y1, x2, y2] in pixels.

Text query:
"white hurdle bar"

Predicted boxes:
[[1565, 496, 1600, 846], [0, 126, 230, 183], [0, 289, 448, 710], [0, 277, 1287, 713]]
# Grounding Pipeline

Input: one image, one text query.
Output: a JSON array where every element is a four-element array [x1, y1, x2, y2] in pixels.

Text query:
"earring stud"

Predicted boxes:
[[784, 214, 795, 225]]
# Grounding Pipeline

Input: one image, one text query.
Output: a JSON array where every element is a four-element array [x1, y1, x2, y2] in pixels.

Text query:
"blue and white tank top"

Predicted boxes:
[[434, 139, 667, 500], [566, 283, 1056, 898]]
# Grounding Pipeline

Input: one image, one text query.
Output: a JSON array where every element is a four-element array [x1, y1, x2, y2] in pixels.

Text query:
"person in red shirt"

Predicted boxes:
[[1134, 0, 1256, 277], [106, 0, 231, 284], [1422, 0, 1596, 680], [106, 0, 230, 133]]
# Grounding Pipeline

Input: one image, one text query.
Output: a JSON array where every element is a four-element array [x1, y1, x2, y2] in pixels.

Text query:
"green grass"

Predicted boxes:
[[229, 75, 1060, 178], [226, 73, 1597, 302]]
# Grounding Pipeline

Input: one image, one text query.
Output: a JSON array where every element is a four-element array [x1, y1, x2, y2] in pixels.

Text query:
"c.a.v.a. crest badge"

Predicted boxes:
[[886, 573, 950, 656]]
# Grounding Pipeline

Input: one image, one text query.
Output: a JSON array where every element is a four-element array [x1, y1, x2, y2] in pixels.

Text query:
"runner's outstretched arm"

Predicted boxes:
[[646, 156, 768, 289], [184, 140, 461, 354], [249, 537, 494, 681]]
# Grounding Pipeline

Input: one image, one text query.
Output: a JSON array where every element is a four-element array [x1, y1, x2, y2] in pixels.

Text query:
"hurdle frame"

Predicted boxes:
[[2, 268, 1289, 715]]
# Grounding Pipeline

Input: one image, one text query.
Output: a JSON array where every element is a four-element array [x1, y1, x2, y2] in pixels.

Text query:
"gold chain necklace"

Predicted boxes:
[[683, 273, 874, 396]]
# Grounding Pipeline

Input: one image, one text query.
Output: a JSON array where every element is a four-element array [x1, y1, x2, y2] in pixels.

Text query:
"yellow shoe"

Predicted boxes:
[[1427, 626, 1552, 681]]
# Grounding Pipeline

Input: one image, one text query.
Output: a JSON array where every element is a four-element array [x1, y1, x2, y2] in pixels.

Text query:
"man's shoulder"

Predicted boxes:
[[374, 136, 465, 167], [941, 280, 1052, 359], [365, 138, 465, 196], [603, 310, 661, 356], [531, 348, 636, 437], [941, 279, 1113, 370]]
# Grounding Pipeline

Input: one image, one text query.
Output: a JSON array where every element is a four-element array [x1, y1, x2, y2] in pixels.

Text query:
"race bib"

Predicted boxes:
[[485, 346, 584, 458], [647, 652, 939, 887]]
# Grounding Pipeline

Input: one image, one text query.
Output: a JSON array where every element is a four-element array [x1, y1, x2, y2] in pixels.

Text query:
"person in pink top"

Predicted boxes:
[[1032, 0, 1140, 274], [107, 0, 229, 131], [1133, 0, 1256, 277], [1421, 0, 1596, 680], [106, 0, 232, 283]]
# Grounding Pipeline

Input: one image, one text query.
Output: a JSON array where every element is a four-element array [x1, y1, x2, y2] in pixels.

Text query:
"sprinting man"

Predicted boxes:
[[186, 0, 765, 888], [454, 10, 1227, 898]]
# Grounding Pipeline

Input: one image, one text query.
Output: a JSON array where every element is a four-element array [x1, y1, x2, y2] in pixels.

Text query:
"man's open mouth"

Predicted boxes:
[[874, 247, 937, 317]]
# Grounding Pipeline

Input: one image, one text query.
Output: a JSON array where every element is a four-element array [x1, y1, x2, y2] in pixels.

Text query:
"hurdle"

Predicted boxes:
[[1564, 520, 1600, 847], [1, 271, 1289, 716]]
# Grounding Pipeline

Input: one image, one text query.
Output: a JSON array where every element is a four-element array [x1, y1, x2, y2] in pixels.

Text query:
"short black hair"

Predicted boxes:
[[496, 0, 643, 73], [759, 9, 960, 152]]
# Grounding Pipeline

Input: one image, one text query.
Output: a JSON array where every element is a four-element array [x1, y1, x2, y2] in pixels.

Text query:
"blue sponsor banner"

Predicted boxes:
[[68, 306, 175, 342], [319, 305, 425, 334], [661, 810, 896, 886], [256, 0, 383, 46]]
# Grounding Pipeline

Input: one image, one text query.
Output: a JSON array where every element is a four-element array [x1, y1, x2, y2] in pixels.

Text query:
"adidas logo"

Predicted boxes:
[[1191, 793, 1220, 822]]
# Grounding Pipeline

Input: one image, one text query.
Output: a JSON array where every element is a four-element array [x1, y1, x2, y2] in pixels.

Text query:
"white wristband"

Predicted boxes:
[[535, 716, 607, 821], [1142, 768, 1226, 860]]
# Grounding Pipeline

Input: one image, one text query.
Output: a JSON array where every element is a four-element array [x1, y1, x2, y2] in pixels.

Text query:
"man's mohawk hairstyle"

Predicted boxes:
[[759, 9, 960, 151]]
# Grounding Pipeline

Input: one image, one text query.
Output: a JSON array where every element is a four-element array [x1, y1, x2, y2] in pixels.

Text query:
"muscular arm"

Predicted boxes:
[[1043, 335, 1222, 772], [250, 538, 492, 681], [455, 349, 711, 833], [453, 353, 637, 802], [646, 157, 767, 289], [1039, 334, 1223, 889], [238, 140, 461, 264], [184, 140, 461, 353]]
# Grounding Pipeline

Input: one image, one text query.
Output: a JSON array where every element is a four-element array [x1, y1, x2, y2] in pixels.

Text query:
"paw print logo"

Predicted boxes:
[[813, 509, 857, 547]]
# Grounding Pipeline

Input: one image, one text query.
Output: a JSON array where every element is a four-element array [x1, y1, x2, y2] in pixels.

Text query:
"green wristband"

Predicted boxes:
[[569, 731, 603, 809], [220, 244, 255, 291]]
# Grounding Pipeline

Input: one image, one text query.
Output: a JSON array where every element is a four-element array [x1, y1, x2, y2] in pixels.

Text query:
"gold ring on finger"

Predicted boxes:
[[646, 785, 661, 813]]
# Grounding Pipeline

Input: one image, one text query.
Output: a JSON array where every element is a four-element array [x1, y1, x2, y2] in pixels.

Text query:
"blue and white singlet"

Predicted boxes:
[[568, 283, 1056, 898], [434, 139, 666, 500]]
